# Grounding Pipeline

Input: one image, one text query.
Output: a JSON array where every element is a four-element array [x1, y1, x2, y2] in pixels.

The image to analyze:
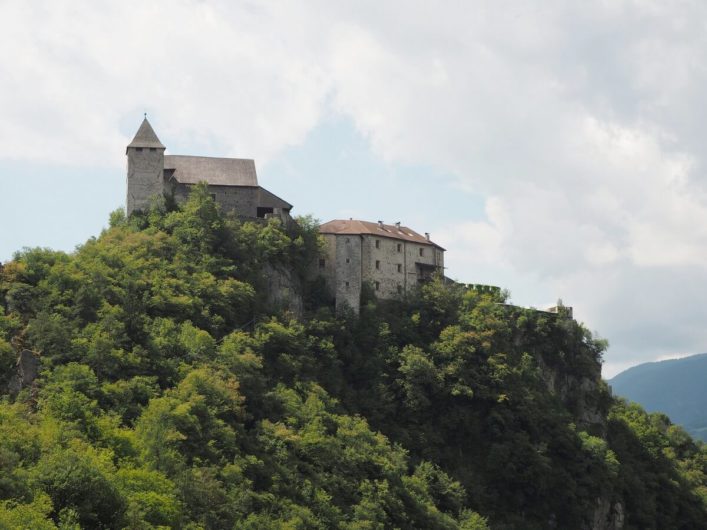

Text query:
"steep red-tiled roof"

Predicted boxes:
[[319, 219, 445, 250]]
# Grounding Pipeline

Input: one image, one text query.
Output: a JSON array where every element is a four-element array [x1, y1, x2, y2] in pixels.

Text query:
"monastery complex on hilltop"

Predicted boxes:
[[125, 117, 571, 316]]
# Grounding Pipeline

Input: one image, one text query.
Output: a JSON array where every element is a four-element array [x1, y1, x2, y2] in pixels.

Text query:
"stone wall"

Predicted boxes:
[[334, 235, 363, 312], [363, 234, 443, 299], [127, 147, 165, 215], [169, 181, 260, 217], [319, 232, 444, 312], [168, 181, 291, 219], [318, 234, 338, 292]]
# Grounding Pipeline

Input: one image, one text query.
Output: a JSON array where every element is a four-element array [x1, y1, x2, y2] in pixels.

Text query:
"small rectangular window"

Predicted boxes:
[[397, 264, 402, 273], [375, 240, 380, 249], [345, 281, 350, 288], [210, 193, 216, 201], [319, 258, 325, 269], [375, 281, 380, 291], [375, 260, 381, 270], [397, 243, 402, 252], [136, 147, 143, 152], [256, 206, 273, 218], [346, 258, 350, 264], [419, 248, 424, 257], [149, 147, 156, 152]]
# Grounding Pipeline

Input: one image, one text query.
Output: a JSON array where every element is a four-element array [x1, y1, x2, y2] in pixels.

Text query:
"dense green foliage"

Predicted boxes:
[[610, 353, 707, 441], [0, 186, 705, 529]]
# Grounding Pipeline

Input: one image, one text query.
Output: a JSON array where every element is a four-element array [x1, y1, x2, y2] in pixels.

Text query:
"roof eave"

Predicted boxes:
[[259, 186, 293, 210], [319, 225, 445, 250]]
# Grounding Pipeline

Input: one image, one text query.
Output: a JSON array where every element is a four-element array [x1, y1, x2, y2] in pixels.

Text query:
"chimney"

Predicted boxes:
[[425, 232, 430, 241], [395, 221, 401, 230], [378, 220, 384, 228]]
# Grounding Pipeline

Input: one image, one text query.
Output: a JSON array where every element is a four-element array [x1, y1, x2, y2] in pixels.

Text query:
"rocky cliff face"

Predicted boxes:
[[537, 346, 623, 530], [5, 349, 39, 396], [591, 498, 624, 530], [537, 353, 609, 432], [552, 371, 606, 431], [263, 264, 303, 318]]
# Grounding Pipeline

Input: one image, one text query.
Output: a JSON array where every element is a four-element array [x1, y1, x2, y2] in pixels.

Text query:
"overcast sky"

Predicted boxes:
[[2, 0, 707, 378]]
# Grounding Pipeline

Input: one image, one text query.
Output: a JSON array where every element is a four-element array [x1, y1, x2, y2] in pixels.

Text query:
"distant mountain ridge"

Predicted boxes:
[[610, 353, 707, 441]]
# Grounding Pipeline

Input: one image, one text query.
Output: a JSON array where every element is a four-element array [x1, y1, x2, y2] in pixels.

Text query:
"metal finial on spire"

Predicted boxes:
[[144, 112, 147, 119]]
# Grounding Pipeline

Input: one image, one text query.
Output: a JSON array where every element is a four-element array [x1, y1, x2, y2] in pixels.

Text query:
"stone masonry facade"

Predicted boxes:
[[122, 118, 570, 317], [318, 220, 445, 313], [125, 118, 449, 315], [126, 117, 292, 220]]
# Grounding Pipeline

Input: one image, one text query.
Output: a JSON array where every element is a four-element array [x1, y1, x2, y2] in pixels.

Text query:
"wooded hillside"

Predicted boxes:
[[1, 186, 705, 529]]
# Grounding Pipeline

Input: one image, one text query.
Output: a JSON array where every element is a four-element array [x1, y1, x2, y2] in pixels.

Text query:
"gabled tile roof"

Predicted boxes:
[[164, 155, 258, 187], [319, 219, 445, 250]]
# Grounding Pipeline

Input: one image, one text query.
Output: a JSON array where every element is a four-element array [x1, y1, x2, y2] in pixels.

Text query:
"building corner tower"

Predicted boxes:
[[126, 117, 166, 215]]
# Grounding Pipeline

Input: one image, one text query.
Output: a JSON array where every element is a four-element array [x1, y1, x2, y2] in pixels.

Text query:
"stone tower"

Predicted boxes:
[[126, 117, 166, 215]]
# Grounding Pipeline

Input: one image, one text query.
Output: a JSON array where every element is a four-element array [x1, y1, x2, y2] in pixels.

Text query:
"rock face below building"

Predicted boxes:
[[263, 264, 304, 318], [317, 219, 445, 313], [6, 349, 40, 396]]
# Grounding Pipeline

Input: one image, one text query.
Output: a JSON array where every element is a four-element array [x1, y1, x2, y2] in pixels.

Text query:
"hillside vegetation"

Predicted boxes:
[[610, 353, 707, 441], [0, 185, 706, 529]]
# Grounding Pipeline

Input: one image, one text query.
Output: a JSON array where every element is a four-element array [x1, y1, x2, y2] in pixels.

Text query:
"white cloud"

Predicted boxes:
[[316, 1, 707, 370], [0, 0, 331, 166], [437, 197, 511, 269], [3, 0, 707, 371]]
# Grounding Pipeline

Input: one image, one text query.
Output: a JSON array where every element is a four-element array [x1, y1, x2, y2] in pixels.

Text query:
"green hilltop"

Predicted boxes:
[[0, 185, 705, 529]]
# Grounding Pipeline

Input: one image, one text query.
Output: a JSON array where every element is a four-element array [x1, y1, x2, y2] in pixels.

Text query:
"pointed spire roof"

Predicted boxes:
[[127, 117, 165, 150]]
